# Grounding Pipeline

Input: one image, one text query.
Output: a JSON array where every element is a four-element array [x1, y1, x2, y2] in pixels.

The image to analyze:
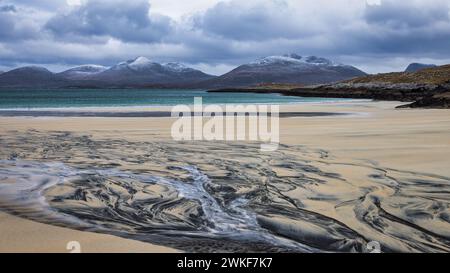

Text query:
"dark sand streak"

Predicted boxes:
[[0, 131, 449, 252]]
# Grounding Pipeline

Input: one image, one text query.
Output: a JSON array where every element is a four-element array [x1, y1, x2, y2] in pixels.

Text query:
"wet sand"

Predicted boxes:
[[0, 101, 449, 252], [0, 212, 177, 253], [0, 110, 346, 118]]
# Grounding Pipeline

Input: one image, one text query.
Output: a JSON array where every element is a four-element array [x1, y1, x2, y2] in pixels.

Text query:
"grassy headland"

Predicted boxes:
[[209, 65, 450, 108]]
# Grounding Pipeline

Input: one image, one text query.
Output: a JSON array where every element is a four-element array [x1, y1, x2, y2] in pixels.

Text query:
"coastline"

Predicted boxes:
[[0, 110, 348, 118], [0, 100, 449, 252], [207, 86, 450, 109]]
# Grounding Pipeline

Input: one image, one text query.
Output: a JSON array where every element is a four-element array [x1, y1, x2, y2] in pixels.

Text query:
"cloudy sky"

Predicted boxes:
[[1, 0, 450, 75]]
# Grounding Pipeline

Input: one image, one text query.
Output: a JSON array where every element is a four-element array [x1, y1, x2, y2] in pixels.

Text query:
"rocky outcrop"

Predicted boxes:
[[210, 84, 447, 103], [398, 91, 450, 109]]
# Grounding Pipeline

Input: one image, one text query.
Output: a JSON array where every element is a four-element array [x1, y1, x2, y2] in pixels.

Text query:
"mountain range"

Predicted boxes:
[[0, 55, 367, 89], [198, 54, 367, 88]]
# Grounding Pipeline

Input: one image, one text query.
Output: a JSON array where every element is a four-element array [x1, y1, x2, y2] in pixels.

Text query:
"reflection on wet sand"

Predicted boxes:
[[0, 130, 449, 252]]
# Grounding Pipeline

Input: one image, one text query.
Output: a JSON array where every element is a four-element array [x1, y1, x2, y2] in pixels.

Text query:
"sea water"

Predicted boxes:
[[0, 88, 350, 109]]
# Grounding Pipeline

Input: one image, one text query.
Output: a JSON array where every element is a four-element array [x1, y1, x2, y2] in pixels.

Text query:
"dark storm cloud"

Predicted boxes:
[[1, 0, 450, 74], [0, 4, 16, 12], [0, 4, 40, 41], [191, 1, 312, 41], [45, 0, 174, 43], [347, 0, 450, 55], [7, 0, 72, 10], [189, 0, 450, 57], [365, 0, 449, 28]]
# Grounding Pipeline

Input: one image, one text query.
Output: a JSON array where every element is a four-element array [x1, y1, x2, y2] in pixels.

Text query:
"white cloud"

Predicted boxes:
[[66, 0, 83, 6], [150, 0, 220, 21]]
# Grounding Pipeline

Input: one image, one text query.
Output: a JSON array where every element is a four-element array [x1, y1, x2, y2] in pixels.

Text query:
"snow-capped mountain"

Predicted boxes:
[[163, 62, 196, 73], [110, 56, 160, 72], [200, 54, 367, 88], [249, 54, 335, 66], [59, 65, 108, 80], [127, 56, 155, 70], [108, 57, 197, 73], [91, 57, 215, 86]]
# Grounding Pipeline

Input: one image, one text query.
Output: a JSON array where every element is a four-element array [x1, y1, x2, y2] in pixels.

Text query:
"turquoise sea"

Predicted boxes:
[[0, 89, 348, 109]]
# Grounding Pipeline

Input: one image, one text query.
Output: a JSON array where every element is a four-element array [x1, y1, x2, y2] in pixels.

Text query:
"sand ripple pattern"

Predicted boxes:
[[0, 131, 449, 252]]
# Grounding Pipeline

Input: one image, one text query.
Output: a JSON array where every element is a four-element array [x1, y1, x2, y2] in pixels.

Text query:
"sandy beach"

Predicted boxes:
[[0, 212, 177, 253], [0, 100, 449, 252]]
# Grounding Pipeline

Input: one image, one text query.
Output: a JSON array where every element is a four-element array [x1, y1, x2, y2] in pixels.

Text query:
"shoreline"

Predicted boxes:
[[0, 110, 349, 118], [208, 86, 450, 109], [0, 99, 372, 117]]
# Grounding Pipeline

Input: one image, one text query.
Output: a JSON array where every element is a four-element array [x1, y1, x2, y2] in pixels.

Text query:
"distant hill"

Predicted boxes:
[[0, 66, 69, 88], [345, 64, 450, 86], [200, 54, 366, 88], [405, 63, 437, 73], [0, 57, 216, 88]]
